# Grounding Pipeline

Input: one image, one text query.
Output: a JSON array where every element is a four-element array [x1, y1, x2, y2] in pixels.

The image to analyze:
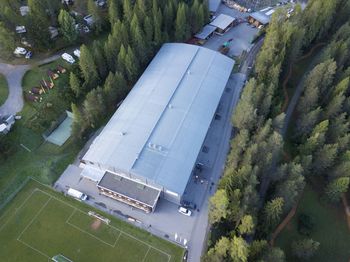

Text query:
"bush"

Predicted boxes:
[[298, 213, 314, 236]]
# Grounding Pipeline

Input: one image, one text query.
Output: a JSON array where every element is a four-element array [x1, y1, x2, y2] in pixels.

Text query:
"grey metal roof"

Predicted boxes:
[[83, 43, 234, 195], [209, 0, 220, 13], [250, 7, 275, 25], [194, 25, 217, 40], [210, 14, 235, 30], [98, 172, 161, 208]]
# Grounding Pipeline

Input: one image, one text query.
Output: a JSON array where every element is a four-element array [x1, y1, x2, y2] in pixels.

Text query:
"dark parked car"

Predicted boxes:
[[182, 201, 196, 210], [25, 51, 32, 59]]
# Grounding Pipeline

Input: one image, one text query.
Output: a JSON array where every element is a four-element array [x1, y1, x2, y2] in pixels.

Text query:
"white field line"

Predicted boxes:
[[0, 189, 42, 233], [17, 197, 52, 241], [66, 219, 116, 247], [142, 246, 151, 262], [17, 237, 50, 259], [65, 207, 121, 248], [35, 188, 172, 259]]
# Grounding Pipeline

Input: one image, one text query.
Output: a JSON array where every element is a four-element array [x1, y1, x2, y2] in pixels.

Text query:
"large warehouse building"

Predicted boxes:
[[80, 43, 234, 213]]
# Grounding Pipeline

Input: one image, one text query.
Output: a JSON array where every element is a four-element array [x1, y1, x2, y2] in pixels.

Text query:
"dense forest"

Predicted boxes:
[[205, 0, 350, 261]]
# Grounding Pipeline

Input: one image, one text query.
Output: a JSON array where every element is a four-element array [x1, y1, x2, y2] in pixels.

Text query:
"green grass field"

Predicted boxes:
[[0, 73, 9, 106], [275, 186, 350, 262], [0, 59, 78, 205], [0, 179, 184, 262]]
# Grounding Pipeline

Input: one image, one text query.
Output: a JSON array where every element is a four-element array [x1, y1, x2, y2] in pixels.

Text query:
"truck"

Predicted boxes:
[[67, 188, 88, 201]]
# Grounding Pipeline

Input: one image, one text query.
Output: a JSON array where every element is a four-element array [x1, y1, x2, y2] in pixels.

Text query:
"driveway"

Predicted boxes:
[[0, 46, 78, 117], [0, 63, 29, 117]]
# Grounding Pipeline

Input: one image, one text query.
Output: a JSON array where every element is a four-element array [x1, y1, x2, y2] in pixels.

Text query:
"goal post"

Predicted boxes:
[[51, 254, 73, 262]]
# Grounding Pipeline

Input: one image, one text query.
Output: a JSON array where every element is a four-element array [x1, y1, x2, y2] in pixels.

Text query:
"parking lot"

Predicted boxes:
[[55, 3, 256, 261]]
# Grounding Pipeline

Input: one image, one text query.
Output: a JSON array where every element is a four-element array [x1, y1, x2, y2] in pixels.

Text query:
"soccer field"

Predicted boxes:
[[0, 180, 184, 262]]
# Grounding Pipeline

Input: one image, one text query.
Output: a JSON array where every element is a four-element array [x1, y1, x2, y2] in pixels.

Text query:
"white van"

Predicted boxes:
[[67, 188, 88, 201]]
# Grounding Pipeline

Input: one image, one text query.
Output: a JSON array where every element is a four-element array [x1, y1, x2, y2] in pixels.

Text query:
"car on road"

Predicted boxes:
[[25, 51, 32, 59], [182, 201, 197, 210], [73, 49, 81, 58], [178, 207, 192, 216], [61, 53, 75, 64]]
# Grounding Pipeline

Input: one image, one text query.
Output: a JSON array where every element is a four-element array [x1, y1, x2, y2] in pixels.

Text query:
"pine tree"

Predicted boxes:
[[175, 3, 189, 41], [130, 15, 148, 64], [125, 46, 140, 82], [292, 238, 320, 260], [117, 44, 127, 78], [230, 236, 249, 262], [69, 72, 82, 98], [27, 0, 51, 49], [87, 0, 104, 33], [58, 10, 78, 44], [144, 16, 154, 45], [153, 8, 163, 47], [325, 177, 349, 202], [163, 1, 175, 34], [71, 103, 86, 139], [313, 143, 338, 175], [108, 0, 121, 26], [263, 197, 284, 230], [208, 189, 229, 224], [104, 71, 127, 109], [79, 44, 100, 91], [238, 215, 255, 235], [83, 87, 106, 128], [123, 0, 133, 24], [92, 40, 108, 80], [190, 0, 200, 34]]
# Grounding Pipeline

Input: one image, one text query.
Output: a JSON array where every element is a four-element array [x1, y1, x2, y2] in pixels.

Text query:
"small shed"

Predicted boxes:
[[248, 7, 275, 27], [194, 25, 217, 43], [210, 14, 236, 35]]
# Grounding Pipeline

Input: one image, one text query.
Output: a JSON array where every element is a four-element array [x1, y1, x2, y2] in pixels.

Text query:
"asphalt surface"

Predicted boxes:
[[0, 47, 77, 118], [0, 63, 29, 117]]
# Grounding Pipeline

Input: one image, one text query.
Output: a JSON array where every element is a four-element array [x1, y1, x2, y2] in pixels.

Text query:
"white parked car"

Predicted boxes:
[[73, 49, 81, 58], [14, 47, 27, 56], [178, 207, 192, 216], [61, 53, 75, 64]]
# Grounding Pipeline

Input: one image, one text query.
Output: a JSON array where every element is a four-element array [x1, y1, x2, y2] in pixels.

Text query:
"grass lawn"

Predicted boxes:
[[0, 74, 8, 106], [275, 186, 350, 262], [0, 179, 184, 262], [0, 59, 78, 204]]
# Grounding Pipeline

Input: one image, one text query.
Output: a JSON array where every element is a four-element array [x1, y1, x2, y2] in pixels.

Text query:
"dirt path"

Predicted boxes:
[[280, 43, 326, 114], [341, 194, 350, 230]]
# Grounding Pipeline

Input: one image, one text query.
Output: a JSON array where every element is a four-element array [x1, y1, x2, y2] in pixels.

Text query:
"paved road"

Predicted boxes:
[[0, 63, 29, 117], [0, 46, 78, 117], [187, 73, 246, 262], [187, 36, 264, 261]]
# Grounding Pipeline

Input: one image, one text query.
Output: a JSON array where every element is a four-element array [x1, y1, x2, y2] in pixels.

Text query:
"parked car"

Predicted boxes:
[[14, 47, 27, 56], [178, 207, 192, 216], [182, 201, 197, 210], [61, 53, 75, 64], [25, 51, 32, 59], [73, 49, 81, 58]]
